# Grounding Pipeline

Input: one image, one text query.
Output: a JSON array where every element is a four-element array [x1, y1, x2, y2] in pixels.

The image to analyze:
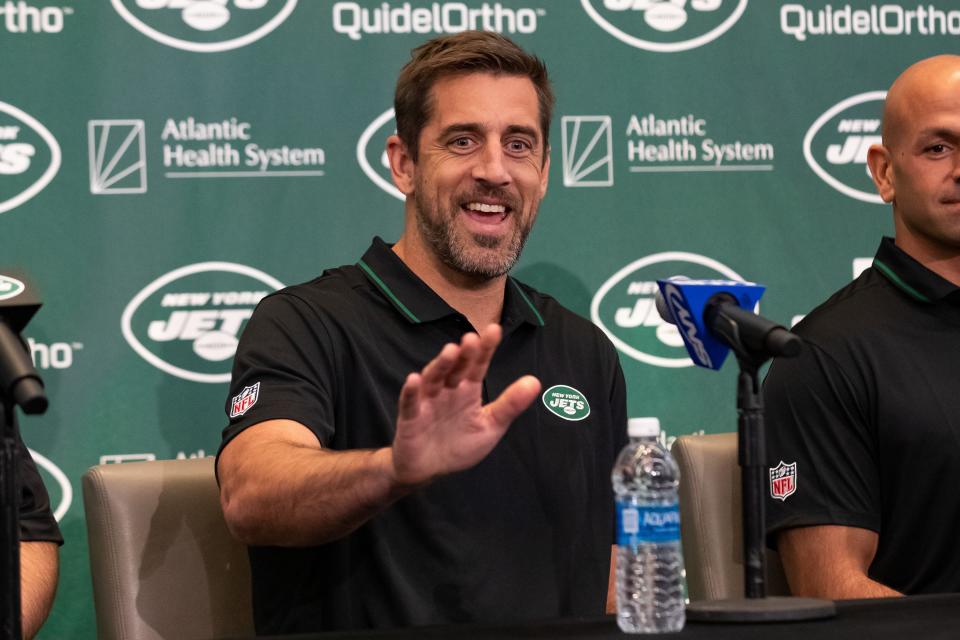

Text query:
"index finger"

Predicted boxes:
[[464, 323, 502, 383]]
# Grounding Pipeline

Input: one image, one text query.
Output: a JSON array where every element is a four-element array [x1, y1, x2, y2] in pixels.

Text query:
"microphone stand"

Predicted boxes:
[[685, 310, 836, 622], [1, 401, 22, 640]]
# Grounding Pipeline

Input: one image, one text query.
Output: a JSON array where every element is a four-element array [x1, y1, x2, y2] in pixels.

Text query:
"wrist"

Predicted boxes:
[[377, 446, 431, 495]]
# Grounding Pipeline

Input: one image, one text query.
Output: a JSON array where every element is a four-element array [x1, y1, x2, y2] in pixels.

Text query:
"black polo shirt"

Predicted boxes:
[[13, 416, 63, 544], [220, 237, 628, 634], [764, 236, 960, 594]]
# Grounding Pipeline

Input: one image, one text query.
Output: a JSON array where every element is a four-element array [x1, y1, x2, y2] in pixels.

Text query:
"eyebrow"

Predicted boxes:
[[916, 127, 960, 141], [438, 122, 541, 145]]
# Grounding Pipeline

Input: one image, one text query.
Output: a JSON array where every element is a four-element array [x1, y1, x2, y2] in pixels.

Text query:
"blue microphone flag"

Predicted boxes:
[[656, 279, 766, 370]]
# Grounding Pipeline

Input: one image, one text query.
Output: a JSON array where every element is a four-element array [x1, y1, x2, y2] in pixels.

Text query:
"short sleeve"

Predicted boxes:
[[16, 427, 63, 544], [219, 292, 337, 454], [609, 354, 629, 456], [763, 338, 881, 548]]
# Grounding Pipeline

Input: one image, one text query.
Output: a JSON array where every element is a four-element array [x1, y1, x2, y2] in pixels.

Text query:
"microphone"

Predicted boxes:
[[0, 273, 47, 414], [655, 277, 802, 370]]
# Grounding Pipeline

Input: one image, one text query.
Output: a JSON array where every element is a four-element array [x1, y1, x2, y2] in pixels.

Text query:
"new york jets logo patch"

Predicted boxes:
[[0, 274, 25, 301], [542, 385, 591, 421]]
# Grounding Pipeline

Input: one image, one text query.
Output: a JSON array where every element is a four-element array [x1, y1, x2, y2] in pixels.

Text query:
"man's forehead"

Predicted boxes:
[[884, 56, 960, 143], [892, 88, 960, 141], [426, 73, 541, 132]]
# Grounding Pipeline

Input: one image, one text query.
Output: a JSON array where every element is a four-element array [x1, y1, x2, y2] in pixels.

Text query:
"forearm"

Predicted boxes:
[[778, 526, 903, 600], [221, 437, 413, 547], [20, 541, 59, 640], [790, 567, 902, 600]]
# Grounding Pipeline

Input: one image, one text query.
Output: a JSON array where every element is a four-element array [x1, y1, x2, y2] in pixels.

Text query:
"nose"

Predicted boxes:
[[471, 142, 511, 187]]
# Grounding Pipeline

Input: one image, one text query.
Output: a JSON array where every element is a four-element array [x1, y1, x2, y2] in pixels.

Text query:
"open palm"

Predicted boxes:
[[391, 324, 541, 487]]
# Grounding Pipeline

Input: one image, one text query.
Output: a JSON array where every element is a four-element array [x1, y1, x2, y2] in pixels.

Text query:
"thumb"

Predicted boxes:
[[485, 376, 542, 428]]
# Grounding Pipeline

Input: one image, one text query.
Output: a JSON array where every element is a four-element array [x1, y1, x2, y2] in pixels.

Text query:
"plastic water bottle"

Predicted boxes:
[[613, 417, 685, 633]]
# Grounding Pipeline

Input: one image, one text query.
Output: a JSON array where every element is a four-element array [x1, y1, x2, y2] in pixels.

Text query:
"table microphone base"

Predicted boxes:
[[686, 596, 836, 622]]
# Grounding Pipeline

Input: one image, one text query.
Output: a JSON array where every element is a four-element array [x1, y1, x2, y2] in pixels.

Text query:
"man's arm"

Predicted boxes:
[[219, 324, 541, 547], [777, 525, 902, 599], [20, 541, 59, 640]]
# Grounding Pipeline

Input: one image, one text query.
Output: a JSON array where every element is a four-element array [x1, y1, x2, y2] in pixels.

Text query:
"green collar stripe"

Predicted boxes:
[[358, 260, 421, 323], [510, 279, 544, 326], [873, 259, 931, 304]]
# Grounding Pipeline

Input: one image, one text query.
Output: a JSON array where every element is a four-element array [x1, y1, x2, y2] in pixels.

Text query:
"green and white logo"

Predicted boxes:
[[357, 107, 403, 202], [581, 0, 748, 53], [542, 384, 591, 421], [30, 449, 72, 522], [0, 102, 60, 216], [112, 0, 298, 53], [591, 252, 747, 368], [0, 274, 26, 301], [804, 91, 886, 204], [121, 262, 283, 383]]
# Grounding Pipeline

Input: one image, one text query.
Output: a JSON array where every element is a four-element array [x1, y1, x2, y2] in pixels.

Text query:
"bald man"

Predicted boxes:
[[762, 55, 960, 599]]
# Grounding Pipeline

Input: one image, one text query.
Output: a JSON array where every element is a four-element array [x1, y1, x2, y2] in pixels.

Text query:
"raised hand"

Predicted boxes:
[[390, 324, 541, 488]]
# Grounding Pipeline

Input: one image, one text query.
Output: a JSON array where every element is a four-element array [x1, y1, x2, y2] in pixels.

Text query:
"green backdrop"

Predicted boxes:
[[1, 1, 954, 636]]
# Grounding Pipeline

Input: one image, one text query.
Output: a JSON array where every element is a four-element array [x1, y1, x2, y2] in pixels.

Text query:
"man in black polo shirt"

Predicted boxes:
[[217, 32, 627, 635], [764, 55, 960, 598], [13, 423, 62, 639]]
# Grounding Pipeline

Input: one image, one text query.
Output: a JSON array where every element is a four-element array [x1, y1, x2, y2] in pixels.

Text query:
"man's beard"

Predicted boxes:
[[414, 185, 537, 279]]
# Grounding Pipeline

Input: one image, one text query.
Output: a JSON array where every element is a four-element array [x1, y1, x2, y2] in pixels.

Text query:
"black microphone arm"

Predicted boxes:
[[704, 294, 802, 360], [0, 320, 46, 415]]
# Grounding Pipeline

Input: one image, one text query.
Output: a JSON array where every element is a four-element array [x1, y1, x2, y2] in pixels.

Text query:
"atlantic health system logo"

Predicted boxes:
[[562, 116, 614, 187], [580, 0, 748, 52], [112, 0, 298, 52], [88, 120, 147, 194], [591, 252, 747, 367], [122, 262, 284, 383], [0, 101, 60, 215], [803, 91, 886, 204]]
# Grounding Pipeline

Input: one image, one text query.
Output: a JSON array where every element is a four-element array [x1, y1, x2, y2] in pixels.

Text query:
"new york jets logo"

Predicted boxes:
[[30, 449, 72, 521], [0, 101, 61, 215], [803, 91, 886, 204], [112, 0, 298, 53], [357, 107, 403, 201], [591, 252, 747, 367], [542, 385, 591, 421], [581, 0, 748, 52], [121, 262, 283, 383], [0, 275, 25, 301]]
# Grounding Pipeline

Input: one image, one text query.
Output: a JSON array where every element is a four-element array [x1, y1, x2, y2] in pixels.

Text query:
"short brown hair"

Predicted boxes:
[[394, 31, 554, 163]]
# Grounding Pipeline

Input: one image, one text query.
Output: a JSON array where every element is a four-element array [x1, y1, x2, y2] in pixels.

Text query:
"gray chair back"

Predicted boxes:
[[673, 432, 790, 600], [83, 457, 253, 639]]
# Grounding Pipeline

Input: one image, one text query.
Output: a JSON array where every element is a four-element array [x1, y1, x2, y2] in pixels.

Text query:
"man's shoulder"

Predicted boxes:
[[258, 263, 370, 315], [511, 278, 616, 351], [792, 267, 894, 344]]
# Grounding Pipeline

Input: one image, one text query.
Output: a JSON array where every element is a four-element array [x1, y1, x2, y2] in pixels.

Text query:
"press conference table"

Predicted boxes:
[[254, 593, 960, 639]]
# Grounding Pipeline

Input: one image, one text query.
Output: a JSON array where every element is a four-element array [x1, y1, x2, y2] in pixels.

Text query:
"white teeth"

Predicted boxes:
[[465, 202, 506, 214]]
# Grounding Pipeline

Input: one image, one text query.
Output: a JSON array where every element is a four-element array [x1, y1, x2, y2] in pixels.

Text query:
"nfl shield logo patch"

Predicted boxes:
[[769, 461, 797, 501], [230, 382, 260, 418]]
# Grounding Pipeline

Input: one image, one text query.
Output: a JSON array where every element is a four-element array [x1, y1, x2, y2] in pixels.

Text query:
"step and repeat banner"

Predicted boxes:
[[1, 1, 954, 637]]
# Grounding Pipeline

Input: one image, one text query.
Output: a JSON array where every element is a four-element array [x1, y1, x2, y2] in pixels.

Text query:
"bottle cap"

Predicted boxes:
[[628, 417, 661, 438]]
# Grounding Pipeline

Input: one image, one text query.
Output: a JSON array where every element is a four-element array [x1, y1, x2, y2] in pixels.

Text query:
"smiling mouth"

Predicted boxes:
[[462, 201, 510, 221]]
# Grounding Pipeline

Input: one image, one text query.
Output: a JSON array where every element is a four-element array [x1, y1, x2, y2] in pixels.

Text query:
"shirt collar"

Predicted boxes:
[[872, 236, 960, 304], [356, 237, 544, 327]]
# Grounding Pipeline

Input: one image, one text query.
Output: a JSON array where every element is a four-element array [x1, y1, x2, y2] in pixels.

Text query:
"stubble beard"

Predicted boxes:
[[414, 184, 537, 279]]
